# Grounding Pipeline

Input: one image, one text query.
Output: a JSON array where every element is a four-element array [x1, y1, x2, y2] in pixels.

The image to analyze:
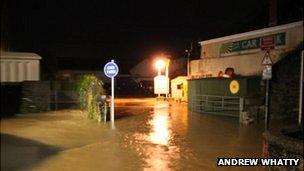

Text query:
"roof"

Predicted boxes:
[[130, 58, 155, 78], [199, 21, 303, 45], [0, 51, 42, 60], [171, 76, 188, 81]]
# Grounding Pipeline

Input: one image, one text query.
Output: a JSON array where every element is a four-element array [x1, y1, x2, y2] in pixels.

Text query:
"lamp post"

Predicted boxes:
[[155, 59, 165, 76], [155, 59, 165, 97], [164, 59, 170, 98], [154, 57, 170, 98]]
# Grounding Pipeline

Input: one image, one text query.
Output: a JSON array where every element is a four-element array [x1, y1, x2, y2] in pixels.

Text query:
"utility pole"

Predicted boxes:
[[186, 42, 193, 77]]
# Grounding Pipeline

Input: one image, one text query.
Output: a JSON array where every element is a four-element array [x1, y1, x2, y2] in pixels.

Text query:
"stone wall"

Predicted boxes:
[[263, 130, 303, 171], [270, 44, 302, 119], [20, 81, 50, 113]]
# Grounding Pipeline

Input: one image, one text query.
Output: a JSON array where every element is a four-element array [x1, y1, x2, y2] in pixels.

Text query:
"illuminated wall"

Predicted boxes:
[[170, 76, 188, 102], [190, 21, 303, 78]]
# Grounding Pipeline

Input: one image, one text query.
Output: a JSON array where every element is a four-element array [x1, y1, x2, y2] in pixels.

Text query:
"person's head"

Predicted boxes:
[[218, 71, 223, 77], [225, 68, 235, 77]]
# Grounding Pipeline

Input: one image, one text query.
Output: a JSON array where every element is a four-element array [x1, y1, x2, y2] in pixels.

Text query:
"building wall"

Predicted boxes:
[[190, 21, 303, 78], [171, 76, 188, 101], [0, 52, 41, 82]]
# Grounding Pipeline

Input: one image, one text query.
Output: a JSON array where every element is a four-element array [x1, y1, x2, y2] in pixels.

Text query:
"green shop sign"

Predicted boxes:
[[220, 32, 286, 55]]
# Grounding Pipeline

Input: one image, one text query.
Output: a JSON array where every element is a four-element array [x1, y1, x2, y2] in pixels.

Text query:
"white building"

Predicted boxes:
[[0, 51, 41, 82], [171, 76, 188, 102], [190, 21, 303, 78]]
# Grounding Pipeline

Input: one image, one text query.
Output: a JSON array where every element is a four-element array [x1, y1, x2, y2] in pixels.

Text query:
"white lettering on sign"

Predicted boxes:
[[262, 65, 272, 80], [107, 70, 116, 74], [217, 158, 300, 166], [107, 66, 115, 69], [241, 39, 258, 49], [104, 61, 119, 78]]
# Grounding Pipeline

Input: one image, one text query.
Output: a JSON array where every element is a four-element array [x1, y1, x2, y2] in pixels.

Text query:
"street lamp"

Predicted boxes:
[[154, 57, 170, 98], [155, 59, 165, 75]]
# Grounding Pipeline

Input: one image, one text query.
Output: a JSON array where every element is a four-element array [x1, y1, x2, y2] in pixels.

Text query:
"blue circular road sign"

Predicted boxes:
[[104, 61, 119, 78]]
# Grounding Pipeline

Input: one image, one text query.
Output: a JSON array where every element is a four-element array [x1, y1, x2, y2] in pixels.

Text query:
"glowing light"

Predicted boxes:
[[149, 102, 170, 145], [129, 101, 180, 170], [155, 59, 165, 71]]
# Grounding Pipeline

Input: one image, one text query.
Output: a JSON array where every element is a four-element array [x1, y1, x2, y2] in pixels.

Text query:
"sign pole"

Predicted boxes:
[[262, 49, 273, 131], [260, 35, 276, 131], [111, 74, 114, 128], [104, 59, 119, 129], [265, 79, 269, 131], [110, 60, 115, 129]]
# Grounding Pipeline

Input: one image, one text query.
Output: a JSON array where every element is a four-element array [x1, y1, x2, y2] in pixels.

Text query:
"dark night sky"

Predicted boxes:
[[2, 0, 303, 74]]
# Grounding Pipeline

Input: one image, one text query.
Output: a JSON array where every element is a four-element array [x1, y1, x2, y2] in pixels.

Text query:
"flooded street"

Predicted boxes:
[[1, 98, 265, 170]]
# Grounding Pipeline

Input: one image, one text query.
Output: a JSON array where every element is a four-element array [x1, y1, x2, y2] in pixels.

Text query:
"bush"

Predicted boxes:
[[75, 75, 104, 121]]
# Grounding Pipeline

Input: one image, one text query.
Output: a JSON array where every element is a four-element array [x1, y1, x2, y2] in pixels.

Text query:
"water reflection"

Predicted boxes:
[[148, 102, 171, 145], [143, 102, 180, 170]]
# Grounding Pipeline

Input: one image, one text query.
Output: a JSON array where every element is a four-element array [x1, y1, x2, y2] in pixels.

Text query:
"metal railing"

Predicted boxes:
[[190, 94, 243, 117]]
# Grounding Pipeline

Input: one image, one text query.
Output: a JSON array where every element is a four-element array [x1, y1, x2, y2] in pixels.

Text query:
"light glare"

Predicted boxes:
[[155, 59, 165, 70]]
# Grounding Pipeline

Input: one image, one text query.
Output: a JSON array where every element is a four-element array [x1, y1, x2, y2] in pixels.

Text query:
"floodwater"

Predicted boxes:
[[1, 98, 265, 171]]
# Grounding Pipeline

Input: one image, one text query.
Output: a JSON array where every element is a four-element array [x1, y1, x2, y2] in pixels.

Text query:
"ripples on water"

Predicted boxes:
[[121, 100, 263, 170], [124, 101, 186, 170]]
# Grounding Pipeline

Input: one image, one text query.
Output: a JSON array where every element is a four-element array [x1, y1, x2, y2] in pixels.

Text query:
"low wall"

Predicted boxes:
[[20, 81, 50, 113], [263, 129, 303, 171], [188, 77, 263, 123], [188, 76, 261, 97]]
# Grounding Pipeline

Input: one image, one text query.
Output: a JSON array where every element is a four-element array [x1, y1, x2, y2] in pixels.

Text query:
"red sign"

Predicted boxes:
[[261, 36, 275, 50]]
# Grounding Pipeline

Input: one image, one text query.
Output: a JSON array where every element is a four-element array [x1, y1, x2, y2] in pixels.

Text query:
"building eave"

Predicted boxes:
[[199, 21, 303, 45], [0, 51, 42, 60]]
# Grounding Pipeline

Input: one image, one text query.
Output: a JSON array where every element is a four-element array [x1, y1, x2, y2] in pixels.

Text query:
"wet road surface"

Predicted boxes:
[[1, 98, 265, 170]]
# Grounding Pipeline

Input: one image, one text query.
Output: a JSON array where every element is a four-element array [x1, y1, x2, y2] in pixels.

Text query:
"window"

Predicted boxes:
[[177, 83, 183, 89]]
